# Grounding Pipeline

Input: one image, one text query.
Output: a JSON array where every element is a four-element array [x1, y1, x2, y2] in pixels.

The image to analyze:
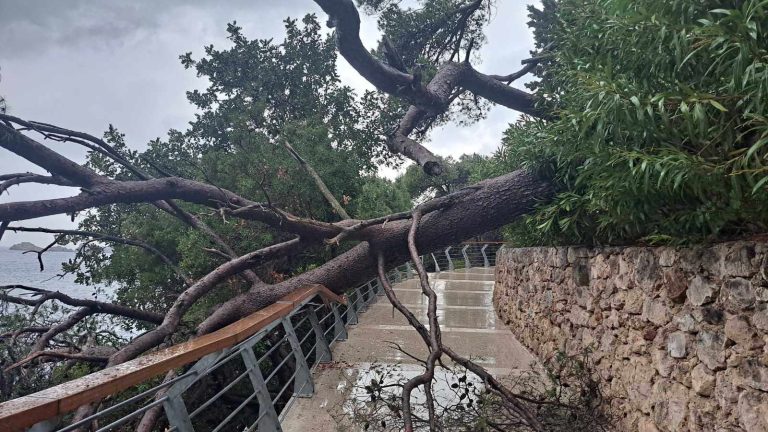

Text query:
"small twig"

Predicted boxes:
[[22, 234, 66, 271]]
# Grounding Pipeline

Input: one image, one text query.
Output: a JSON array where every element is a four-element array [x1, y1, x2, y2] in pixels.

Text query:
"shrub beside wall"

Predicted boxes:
[[494, 242, 768, 431]]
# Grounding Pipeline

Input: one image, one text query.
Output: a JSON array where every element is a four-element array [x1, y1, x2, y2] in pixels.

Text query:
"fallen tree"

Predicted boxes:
[[0, 0, 560, 429]]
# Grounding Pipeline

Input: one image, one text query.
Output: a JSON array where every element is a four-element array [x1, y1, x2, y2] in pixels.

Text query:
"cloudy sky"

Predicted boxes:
[[0, 0, 538, 246]]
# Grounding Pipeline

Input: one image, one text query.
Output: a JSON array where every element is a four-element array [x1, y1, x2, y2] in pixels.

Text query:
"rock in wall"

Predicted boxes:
[[493, 242, 768, 431]]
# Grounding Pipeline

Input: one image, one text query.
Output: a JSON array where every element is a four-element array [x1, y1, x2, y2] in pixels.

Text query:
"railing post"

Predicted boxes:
[[163, 393, 195, 432], [462, 245, 471, 269], [365, 282, 375, 304], [331, 304, 348, 341], [481, 244, 490, 268], [431, 253, 441, 272], [353, 286, 365, 312], [405, 261, 413, 279], [394, 267, 403, 283], [241, 348, 282, 432], [282, 318, 314, 397], [374, 280, 384, 297], [347, 289, 359, 325], [445, 246, 454, 271], [308, 307, 332, 363]]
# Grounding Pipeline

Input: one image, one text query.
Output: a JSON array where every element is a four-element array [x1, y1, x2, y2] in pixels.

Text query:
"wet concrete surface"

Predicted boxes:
[[280, 267, 537, 431]]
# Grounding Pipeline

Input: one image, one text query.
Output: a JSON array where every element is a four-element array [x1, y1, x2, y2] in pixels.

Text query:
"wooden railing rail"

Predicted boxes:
[[0, 284, 345, 431]]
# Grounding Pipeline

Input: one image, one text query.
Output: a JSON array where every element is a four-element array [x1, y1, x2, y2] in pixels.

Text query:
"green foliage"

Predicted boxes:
[[357, 1, 496, 148], [69, 15, 404, 333], [499, 0, 768, 245], [396, 154, 493, 203], [359, 0, 490, 67], [350, 176, 412, 219], [0, 304, 126, 402]]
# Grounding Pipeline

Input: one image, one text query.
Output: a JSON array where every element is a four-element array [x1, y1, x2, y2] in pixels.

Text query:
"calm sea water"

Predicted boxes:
[[0, 249, 112, 300]]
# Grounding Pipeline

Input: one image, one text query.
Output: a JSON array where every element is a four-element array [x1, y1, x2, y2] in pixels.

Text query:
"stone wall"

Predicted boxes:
[[493, 242, 768, 431]]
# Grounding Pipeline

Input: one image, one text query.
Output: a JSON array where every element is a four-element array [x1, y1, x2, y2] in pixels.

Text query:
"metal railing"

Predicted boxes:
[[1, 242, 504, 432], [427, 242, 504, 273]]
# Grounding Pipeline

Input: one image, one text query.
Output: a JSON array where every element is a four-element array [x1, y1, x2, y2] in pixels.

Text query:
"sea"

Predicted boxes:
[[0, 249, 111, 300]]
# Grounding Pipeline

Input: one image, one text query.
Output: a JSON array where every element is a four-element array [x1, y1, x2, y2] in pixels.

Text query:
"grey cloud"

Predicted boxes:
[[0, 0, 309, 59]]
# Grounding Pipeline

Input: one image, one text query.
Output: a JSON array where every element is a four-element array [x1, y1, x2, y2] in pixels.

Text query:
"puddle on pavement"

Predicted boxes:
[[337, 363, 489, 431]]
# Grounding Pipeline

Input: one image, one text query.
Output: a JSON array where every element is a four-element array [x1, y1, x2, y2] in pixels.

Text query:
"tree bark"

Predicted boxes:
[[199, 168, 552, 333]]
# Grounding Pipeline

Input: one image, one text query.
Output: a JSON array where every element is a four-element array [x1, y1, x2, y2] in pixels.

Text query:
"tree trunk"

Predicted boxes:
[[199, 168, 552, 333]]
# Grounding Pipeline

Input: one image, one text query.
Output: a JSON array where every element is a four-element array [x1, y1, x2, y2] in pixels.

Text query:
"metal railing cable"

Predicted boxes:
[[0, 242, 502, 432]]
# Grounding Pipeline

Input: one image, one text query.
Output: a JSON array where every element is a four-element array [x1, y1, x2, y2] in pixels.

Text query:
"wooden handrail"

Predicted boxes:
[[0, 284, 345, 432]]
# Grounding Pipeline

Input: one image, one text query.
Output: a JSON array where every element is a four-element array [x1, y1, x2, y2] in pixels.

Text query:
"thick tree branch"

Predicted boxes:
[[0, 114, 148, 180], [316, 0, 541, 115], [387, 105, 440, 174], [0, 122, 105, 187], [199, 168, 552, 332], [461, 65, 546, 117], [29, 307, 93, 354], [314, 0, 444, 111], [314, 0, 548, 174], [0, 116, 265, 285], [0, 124, 342, 243], [109, 238, 304, 365], [0, 174, 75, 195]]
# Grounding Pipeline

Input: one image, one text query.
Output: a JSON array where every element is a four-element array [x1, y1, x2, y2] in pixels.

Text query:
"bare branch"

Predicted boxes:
[[280, 140, 351, 219], [0, 172, 36, 181], [0, 285, 164, 324], [0, 220, 8, 243], [0, 174, 75, 195], [21, 233, 66, 271], [8, 226, 193, 284], [29, 307, 93, 357], [488, 62, 538, 84], [0, 326, 50, 341], [0, 113, 148, 180], [5, 348, 112, 371], [0, 116, 270, 286]]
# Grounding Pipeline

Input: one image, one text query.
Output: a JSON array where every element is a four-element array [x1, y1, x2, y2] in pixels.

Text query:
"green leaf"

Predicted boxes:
[[708, 100, 728, 112], [752, 176, 768, 195]]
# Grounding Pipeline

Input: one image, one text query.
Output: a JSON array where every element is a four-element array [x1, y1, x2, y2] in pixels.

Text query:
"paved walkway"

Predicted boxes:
[[281, 267, 537, 431]]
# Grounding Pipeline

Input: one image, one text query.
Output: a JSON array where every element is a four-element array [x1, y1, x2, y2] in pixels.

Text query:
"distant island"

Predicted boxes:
[[8, 242, 74, 253]]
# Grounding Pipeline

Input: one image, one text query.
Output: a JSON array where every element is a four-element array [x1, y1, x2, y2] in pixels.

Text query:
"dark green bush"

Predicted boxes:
[[499, 0, 768, 245]]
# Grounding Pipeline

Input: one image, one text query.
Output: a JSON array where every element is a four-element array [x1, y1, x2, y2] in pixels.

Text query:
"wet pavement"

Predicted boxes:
[[280, 267, 537, 431]]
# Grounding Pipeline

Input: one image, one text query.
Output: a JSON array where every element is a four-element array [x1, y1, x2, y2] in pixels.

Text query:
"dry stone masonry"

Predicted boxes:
[[493, 242, 768, 431]]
